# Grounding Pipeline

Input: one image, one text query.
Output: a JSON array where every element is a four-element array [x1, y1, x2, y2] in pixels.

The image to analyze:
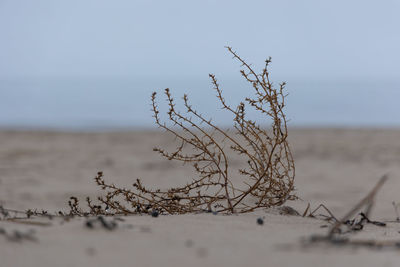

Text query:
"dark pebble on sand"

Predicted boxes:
[[85, 221, 94, 229], [151, 210, 159, 217]]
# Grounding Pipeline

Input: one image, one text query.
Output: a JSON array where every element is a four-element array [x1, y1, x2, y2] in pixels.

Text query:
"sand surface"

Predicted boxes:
[[1, 128, 400, 266]]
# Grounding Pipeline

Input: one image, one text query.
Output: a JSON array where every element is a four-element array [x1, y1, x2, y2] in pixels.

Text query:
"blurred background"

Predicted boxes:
[[0, 0, 399, 130]]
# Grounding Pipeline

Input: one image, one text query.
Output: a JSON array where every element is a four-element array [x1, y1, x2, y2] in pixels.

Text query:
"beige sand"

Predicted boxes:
[[1, 128, 400, 266]]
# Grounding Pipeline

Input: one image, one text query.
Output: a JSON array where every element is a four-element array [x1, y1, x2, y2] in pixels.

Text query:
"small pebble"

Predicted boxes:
[[151, 210, 159, 217], [85, 221, 94, 229]]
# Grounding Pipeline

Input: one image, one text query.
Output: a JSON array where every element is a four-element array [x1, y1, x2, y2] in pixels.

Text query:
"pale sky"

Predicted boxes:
[[1, 0, 400, 129], [1, 0, 399, 81]]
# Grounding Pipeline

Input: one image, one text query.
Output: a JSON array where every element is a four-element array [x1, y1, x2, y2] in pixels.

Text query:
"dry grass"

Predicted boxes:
[[68, 47, 296, 215]]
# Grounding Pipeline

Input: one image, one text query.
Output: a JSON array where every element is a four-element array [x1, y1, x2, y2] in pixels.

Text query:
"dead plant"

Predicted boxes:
[[69, 47, 296, 215]]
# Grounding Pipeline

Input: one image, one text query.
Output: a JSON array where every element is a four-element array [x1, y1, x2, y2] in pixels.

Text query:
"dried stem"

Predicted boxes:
[[328, 174, 388, 237], [68, 47, 296, 215]]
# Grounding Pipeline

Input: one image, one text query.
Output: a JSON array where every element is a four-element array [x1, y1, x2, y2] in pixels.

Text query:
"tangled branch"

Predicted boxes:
[[69, 47, 296, 215]]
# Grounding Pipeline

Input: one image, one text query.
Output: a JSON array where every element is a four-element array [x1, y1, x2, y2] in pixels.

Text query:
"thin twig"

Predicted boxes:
[[328, 174, 388, 237]]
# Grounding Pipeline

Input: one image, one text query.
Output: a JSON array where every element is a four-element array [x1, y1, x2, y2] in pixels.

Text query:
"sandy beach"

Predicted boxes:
[[1, 128, 400, 267]]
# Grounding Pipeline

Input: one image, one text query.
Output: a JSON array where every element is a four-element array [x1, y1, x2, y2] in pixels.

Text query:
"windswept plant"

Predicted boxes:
[[69, 47, 296, 215]]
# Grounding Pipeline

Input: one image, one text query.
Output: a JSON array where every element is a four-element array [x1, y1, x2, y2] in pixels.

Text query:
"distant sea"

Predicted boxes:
[[1, 77, 399, 131]]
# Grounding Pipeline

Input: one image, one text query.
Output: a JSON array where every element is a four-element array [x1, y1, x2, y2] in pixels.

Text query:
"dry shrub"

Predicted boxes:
[[70, 47, 296, 215]]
